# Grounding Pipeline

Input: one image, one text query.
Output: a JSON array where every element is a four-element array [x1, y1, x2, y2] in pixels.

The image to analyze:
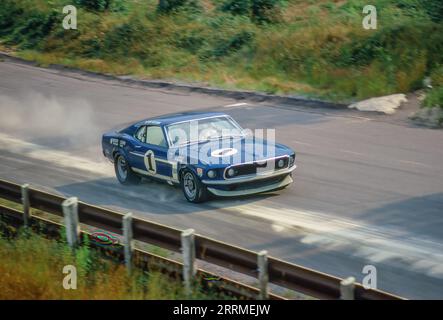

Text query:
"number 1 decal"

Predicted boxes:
[[144, 150, 157, 174]]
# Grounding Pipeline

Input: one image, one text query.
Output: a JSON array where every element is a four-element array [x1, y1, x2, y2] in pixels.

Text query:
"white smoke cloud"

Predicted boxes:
[[0, 91, 101, 151]]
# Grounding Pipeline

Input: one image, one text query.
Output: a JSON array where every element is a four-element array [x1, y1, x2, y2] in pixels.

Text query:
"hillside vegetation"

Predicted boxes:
[[0, 0, 442, 102], [0, 224, 224, 299]]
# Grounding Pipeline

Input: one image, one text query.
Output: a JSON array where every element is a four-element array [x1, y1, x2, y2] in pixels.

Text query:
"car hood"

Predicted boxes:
[[171, 136, 293, 166]]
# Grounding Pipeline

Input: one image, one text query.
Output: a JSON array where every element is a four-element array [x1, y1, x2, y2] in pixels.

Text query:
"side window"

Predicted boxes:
[[146, 126, 167, 147], [135, 126, 147, 143]]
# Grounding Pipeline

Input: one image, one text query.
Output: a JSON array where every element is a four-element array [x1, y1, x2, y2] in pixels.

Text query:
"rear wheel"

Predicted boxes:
[[181, 169, 208, 203], [114, 154, 140, 185]]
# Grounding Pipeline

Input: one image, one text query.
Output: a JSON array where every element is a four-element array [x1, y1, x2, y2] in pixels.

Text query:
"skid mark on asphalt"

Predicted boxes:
[[213, 202, 443, 279], [223, 102, 249, 108], [0, 133, 114, 177], [292, 140, 312, 146], [340, 149, 365, 156], [397, 159, 432, 168]]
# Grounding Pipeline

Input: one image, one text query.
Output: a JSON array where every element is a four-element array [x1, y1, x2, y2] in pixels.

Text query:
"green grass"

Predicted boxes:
[[0, 219, 229, 299], [1, 0, 442, 102]]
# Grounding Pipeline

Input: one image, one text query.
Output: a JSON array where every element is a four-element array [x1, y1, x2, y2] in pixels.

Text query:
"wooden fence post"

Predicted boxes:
[[62, 197, 80, 248], [258, 250, 269, 300], [340, 276, 356, 300], [21, 184, 30, 227], [123, 212, 133, 273], [181, 228, 196, 296]]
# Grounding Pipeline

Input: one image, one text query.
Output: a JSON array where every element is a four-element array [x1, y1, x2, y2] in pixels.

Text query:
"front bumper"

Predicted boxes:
[[207, 174, 293, 197], [201, 165, 296, 185]]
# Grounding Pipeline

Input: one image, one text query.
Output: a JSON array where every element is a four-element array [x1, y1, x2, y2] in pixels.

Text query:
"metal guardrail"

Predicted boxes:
[[0, 178, 403, 300], [0, 204, 284, 300]]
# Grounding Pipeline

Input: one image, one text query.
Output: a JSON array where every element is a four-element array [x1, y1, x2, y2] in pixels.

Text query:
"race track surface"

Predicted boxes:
[[1, 60, 443, 299]]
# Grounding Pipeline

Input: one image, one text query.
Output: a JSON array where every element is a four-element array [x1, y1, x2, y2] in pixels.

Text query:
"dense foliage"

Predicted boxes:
[[0, 221, 226, 299], [0, 0, 442, 101]]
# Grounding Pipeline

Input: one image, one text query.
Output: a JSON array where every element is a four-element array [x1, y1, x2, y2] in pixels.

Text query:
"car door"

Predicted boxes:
[[130, 124, 176, 181]]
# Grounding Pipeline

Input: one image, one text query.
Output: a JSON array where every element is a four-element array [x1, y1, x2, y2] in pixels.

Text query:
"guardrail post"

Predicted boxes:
[[62, 197, 80, 248], [181, 228, 196, 296], [21, 184, 30, 227], [258, 250, 269, 300], [340, 277, 356, 300], [122, 212, 133, 273]]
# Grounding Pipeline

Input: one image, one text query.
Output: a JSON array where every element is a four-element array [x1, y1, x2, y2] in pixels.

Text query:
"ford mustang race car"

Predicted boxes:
[[102, 112, 296, 203]]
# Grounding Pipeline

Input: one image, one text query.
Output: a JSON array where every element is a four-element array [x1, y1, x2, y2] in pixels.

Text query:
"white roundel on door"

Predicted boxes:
[[211, 148, 238, 157], [144, 150, 157, 174]]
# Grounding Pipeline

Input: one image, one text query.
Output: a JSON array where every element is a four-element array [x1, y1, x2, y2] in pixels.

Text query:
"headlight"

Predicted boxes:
[[207, 170, 216, 179], [277, 159, 285, 168], [227, 168, 237, 177], [289, 154, 295, 167]]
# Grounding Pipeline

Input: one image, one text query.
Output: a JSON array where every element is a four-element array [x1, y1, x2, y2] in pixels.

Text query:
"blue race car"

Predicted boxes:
[[102, 112, 296, 203]]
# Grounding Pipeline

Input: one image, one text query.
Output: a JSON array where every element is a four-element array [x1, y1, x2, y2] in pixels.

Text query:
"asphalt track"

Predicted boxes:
[[1, 60, 443, 299]]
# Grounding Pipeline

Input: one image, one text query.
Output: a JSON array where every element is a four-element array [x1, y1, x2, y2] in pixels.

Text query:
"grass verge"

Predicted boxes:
[[0, 221, 230, 299]]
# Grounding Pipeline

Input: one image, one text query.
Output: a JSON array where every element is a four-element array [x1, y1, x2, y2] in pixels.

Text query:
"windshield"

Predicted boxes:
[[166, 116, 244, 147]]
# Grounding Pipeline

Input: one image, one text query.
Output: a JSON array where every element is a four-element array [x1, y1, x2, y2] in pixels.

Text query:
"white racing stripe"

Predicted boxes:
[[0, 133, 114, 176], [213, 202, 443, 279]]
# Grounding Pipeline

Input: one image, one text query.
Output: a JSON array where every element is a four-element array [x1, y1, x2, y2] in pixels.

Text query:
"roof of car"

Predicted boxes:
[[141, 112, 230, 126]]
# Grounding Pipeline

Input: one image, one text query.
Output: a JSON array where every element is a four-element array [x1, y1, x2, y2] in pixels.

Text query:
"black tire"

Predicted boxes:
[[114, 154, 141, 185], [180, 169, 208, 203]]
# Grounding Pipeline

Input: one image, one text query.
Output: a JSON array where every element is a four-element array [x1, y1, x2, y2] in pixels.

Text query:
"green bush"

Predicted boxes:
[[0, 1, 24, 37], [251, 0, 282, 23], [424, 87, 443, 108], [74, 0, 111, 11], [220, 0, 251, 15], [422, 0, 443, 22], [102, 18, 149, 59], [220, 0, 282, 23], [430, 66, 443, 87], [199, 15, 255, 59], [157, 0, 201, 14], [109, 0, 128, 13], [10, 10, 60, 50]]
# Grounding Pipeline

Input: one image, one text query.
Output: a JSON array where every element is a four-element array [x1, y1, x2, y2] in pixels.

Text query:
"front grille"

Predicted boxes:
[[224, 156, 289, 179], [215, 174, 288, 191]]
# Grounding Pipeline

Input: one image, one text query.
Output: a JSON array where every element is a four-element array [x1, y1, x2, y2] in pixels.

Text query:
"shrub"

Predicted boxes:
[[157, 0, 201, 14], [198, 15, 255, 59], [109, 0, 128, 13], [422, 0, 443, 22], [74, 0, 111, 11], [424, 86, 443, 109], [430, 66, 443, 87], [219, 0, 282, 23], [220, 0, 251, 15], [251, 0, 282, 23], [10, 10, 60, 50], [102, 18, 149, 59], [0, 1, 24, 37]]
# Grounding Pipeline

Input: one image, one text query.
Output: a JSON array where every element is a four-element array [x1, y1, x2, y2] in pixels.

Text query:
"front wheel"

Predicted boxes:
[[114, 154, 140, 185], [181, 169, 208, 203]]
